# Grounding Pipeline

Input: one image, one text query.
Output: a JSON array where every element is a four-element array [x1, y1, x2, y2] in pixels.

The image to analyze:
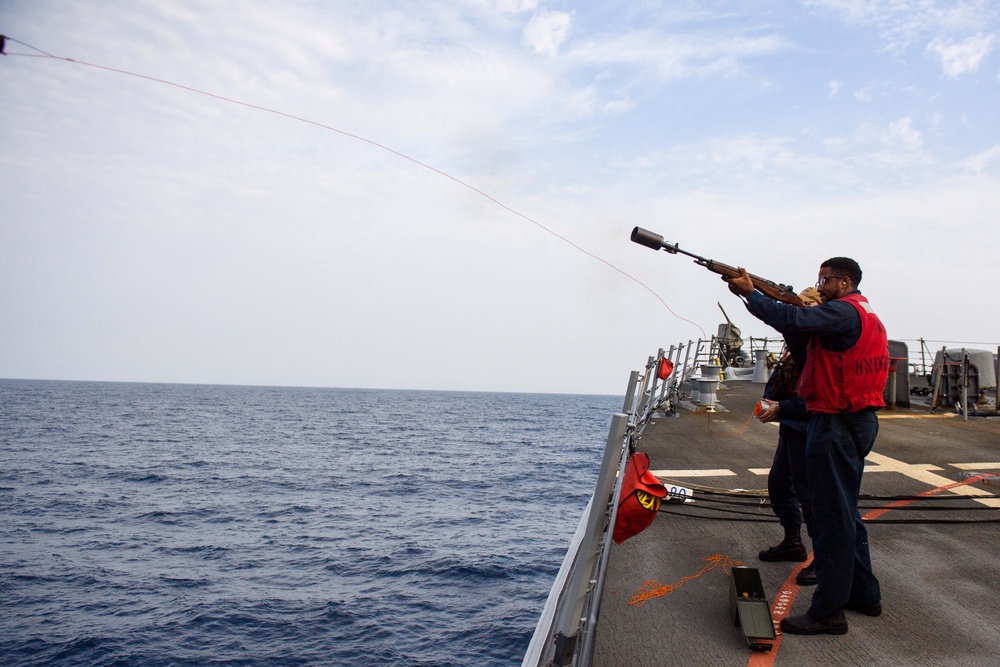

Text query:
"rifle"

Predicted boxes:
[[630, 226, 805, 308]]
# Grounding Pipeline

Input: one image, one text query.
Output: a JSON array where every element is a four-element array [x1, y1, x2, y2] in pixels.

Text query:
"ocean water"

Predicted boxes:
[[0, 380, 620, 667]]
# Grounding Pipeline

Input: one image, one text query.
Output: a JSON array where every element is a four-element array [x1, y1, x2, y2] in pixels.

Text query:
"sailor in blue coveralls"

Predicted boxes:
[[756, 286, 822, 587], [726, 258, 889, 636]]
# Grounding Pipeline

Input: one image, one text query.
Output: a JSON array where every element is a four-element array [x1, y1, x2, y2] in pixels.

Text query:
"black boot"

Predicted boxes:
[[795, 561, 817, 585], [781, 610, 848, 635], [759, 526, 807, 562]]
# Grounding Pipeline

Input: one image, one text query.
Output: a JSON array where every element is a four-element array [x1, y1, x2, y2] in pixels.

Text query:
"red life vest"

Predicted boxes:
[[797, 293, 889, 414]]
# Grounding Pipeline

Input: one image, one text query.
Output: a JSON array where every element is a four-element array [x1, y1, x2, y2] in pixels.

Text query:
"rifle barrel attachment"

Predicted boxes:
[[630, 226, 671, 251]]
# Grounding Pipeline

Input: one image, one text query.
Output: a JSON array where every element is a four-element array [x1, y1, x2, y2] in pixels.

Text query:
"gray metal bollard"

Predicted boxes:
[[752, 350, 770, 383], [696, 377, 718, 408]]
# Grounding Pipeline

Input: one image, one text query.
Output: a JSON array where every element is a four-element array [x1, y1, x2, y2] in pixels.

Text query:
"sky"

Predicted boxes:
[[1, 0, 998, 395]]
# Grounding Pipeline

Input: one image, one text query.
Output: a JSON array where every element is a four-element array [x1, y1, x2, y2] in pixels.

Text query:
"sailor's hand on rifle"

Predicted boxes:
[[724, 267, 754, 297]]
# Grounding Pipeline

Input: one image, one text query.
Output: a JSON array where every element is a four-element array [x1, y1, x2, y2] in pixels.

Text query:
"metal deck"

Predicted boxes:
[[592, 380, 1000, 667]]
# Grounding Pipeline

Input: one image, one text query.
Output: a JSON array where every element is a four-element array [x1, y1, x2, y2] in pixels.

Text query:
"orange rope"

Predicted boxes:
[[706, 409, 757, 437], [1, 38, 710, 340], [628, 554, 745, 607]]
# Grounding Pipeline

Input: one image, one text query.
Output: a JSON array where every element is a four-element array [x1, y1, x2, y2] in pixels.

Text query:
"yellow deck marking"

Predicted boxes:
[[866, 452, 1000, 508], [648, 469, 736, 478]]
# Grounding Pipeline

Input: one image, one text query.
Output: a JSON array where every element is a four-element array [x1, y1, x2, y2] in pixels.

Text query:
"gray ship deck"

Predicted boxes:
[[593, 380, 1000, 667]]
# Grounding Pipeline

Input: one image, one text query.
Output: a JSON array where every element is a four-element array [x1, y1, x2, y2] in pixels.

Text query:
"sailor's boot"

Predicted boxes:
[[758, 525, 808, 562], [796, 561, 817, 585]]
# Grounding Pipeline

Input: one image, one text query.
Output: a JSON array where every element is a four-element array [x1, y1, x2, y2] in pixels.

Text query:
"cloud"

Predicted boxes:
[[559, 85, 635, 120], [926, 32, 997, 77], [499, 0, 538, 12], [807, 0, 999, 55], [621, 134, 839, 190], [887, 116, 923, 151], [958, 144, 1000, 172], [523, 10, 572, 56], [824, 116, 924, 152], [829, 79, 843, 97], [471, 0, 538, 12], [567, 30, 788, 80]]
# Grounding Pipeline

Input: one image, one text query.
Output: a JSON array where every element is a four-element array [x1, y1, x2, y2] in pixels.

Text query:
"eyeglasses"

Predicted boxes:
[[815, 275, 847, 288]]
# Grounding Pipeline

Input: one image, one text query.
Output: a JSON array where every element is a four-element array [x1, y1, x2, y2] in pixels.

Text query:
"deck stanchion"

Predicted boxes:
[[548, 413, 630, 667], [622, 370, 640, 415], [651, 349, 664, 401], [930, 346, 946, 410], [635, 356, 655, 421], [681, 340, 693, 385], [658, 347, 672, 407], [962, 348, 969, 421]]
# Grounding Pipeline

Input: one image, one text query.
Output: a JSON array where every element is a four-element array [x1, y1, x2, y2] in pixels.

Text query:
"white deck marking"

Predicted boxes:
[[878, 413, 958, 419], [863, 462, 944, 473], [740, 454, 997, 505], [866, 452, 1000, 508], [950, 462, 1000, 470], [658, 460, 999, 507], [748, 462, 945, 476], [648, 469, 736, 478]]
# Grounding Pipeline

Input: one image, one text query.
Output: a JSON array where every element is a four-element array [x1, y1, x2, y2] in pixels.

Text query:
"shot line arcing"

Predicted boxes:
[[2, 35, 706, 338]]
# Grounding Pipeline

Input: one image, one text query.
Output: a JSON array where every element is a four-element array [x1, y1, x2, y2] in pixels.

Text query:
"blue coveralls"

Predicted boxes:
[[763, 342, 813, 537], [744, 291, 882, 619]]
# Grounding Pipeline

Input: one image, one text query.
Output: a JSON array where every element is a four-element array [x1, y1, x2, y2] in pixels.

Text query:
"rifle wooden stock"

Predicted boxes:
[[697, 259, 805, 308], [630, 226, 806, 308]]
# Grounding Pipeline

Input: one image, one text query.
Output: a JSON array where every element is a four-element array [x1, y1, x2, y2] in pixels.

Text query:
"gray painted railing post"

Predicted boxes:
[[635, 357, 654, 421], [622, 370, 640, 414], [549, 412, 630, 666], [681, 340, 693, 385], [649, 351, 662, 407], [659, 345, 675, 405], [962, 348, 969, 421]]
